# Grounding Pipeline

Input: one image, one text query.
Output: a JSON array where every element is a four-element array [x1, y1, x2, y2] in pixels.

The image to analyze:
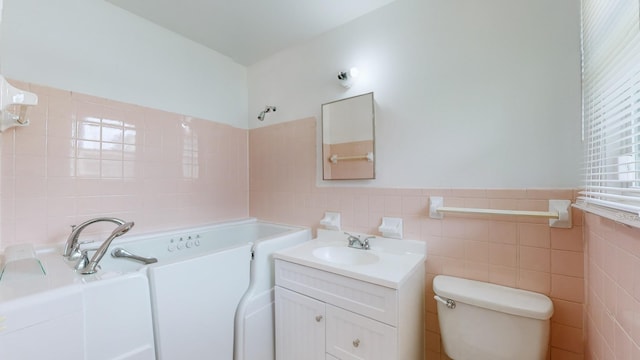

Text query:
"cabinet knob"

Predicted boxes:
[[315, 315, 323, 322], [353, 339, 360, 348]]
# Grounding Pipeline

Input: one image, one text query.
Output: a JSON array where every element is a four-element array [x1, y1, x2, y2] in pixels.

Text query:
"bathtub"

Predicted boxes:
[[105, 218, 311, 360], [0, 218, 310, 360], [0, 252, 155, 360]]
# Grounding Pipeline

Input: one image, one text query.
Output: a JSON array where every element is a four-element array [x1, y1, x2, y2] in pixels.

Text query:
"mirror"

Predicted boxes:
[[322, 92, 375, 180]]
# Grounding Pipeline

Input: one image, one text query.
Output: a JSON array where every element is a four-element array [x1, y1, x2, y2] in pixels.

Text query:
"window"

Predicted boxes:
[[577, 0, 640, 226]]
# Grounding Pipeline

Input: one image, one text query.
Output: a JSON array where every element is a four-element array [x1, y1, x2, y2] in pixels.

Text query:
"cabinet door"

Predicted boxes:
[[275, 286, 326, 360], [325, 304, 397, 360]]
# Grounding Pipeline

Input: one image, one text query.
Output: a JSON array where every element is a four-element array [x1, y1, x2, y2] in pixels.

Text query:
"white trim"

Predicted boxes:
[[573, 200, 640, 228]]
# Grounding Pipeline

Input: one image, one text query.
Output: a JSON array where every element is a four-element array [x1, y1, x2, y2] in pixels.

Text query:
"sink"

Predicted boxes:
[[312, 246, 379, 265], [274, 229, 426, 288]]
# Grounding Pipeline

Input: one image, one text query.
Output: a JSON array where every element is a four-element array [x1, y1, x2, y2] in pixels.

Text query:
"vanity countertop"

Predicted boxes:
[[273, 229, 426, 289]]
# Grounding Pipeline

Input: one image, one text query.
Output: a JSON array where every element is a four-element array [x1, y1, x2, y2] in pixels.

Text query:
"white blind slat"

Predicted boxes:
[[581, 0, 640, 223]]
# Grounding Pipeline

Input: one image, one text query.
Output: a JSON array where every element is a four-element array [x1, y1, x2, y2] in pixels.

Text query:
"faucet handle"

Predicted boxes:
[[74, 249, 91, 271], [66, 243, 84, 261], [362, 236, 375, 250]]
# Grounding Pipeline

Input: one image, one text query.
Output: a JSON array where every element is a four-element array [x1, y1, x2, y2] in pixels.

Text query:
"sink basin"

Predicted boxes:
[[274, 229, 426, 288], [312, 246, 379, 265]]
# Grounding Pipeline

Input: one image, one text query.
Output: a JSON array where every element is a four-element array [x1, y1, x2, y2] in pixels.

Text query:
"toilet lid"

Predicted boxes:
[[433, 275, 554, 320]]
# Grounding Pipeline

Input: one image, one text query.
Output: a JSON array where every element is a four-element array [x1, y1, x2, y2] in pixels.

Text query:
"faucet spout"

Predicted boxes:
[[63, 217, 126, 259], [80, 221, 135, 275]]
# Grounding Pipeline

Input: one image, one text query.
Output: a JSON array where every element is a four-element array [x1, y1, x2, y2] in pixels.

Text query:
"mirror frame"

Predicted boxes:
[[321, 92, 375, 180]]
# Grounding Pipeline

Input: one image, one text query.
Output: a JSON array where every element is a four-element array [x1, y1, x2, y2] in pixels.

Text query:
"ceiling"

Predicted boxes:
[[106, 0, 396, 66]]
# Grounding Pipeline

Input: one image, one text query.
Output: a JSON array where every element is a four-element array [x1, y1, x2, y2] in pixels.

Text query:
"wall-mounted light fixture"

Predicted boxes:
[[337, 67, 359, 88]]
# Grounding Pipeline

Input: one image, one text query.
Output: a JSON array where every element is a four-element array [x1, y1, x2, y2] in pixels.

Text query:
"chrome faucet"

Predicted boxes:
[[79, 221, 135, 275], [345, 232, 374, 250], [63, 217, 126, 260]]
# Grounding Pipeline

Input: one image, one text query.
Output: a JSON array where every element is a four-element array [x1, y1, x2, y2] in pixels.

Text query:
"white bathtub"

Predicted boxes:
[[0, 253, 155, 360], [0, 218, 310, 360]]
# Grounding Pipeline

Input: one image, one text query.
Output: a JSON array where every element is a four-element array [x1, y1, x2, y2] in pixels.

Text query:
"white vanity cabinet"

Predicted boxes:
[[274, 259, 424, 360], [325, 303, 397, 359], [275, 286, 326, 359]]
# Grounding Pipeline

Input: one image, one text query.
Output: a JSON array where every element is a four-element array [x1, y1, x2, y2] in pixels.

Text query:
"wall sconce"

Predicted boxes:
[[337, 67, 359, 88]]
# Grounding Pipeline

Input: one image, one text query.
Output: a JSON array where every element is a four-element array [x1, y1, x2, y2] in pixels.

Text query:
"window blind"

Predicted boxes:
[[577, 0, 640, 225]]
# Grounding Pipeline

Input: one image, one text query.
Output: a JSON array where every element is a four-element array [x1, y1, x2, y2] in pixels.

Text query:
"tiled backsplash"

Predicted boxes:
[[0, 80, 248, 248], [250, 117, 585, 359]]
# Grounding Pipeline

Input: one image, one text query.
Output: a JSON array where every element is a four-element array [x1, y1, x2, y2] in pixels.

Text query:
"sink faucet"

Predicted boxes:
[[345, 232, 374, 250], [63, 217, 126, 260], [78, 221, 135, 275]]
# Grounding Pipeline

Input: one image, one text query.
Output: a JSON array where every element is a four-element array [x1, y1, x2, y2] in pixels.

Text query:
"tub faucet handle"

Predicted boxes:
[[74, 249, 92, 271]]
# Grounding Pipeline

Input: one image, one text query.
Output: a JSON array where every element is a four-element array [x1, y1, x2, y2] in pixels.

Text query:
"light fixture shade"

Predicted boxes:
[[337, 67, 359, 88]]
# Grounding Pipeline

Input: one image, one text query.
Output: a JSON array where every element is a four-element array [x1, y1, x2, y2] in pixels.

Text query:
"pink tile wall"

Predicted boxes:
[[0, 80, 248, 248], [584, 212, 640, 359], [250, 117, 586, 360]]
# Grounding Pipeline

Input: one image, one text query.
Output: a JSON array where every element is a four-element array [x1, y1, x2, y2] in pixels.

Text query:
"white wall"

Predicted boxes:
[[0, 0, 248, 128], [248, 0, 583, 189]]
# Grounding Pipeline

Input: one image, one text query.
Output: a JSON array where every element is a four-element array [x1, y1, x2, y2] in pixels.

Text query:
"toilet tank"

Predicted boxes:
[[433, 275, 553, 360]]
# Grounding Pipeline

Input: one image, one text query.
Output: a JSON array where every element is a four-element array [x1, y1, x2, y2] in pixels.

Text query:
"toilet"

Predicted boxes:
[[433, 275, 554, 360]]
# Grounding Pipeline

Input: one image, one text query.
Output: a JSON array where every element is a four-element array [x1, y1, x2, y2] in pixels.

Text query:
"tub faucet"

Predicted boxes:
[[345, 232, 374, 250], [63, 217, 126, 260], [79, 221, 135, 275]]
